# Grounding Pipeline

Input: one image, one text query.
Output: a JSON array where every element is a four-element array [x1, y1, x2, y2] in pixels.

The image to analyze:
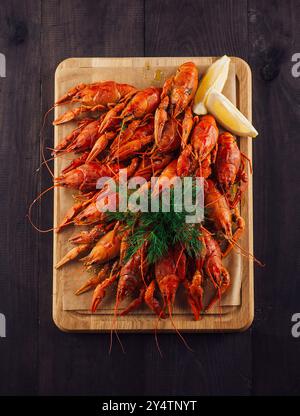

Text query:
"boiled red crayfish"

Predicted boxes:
[[145, 245, 186, 318], [204, 179, 245, 257], [215, 131, 248, 208], [155, 62, 198, 151], [53, 81, 137, 124]]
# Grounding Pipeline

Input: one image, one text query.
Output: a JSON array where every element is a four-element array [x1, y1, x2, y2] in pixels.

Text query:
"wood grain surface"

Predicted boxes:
[[0, 0, 299, 396]]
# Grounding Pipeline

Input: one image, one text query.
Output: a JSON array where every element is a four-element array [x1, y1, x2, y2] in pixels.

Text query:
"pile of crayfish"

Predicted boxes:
[[49, 61, 250, 322]]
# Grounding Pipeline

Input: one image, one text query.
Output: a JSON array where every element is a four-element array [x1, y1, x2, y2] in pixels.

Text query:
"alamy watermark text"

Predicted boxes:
[[0, 313, 6, 338], [0, 53, 6, 78]]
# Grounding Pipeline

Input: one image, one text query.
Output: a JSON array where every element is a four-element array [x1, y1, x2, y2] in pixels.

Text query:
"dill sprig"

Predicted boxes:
[[106, 185, 203, 265]]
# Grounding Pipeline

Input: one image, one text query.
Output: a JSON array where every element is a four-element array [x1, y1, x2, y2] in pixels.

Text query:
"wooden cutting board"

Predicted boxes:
[[53, 57, 254, 332]]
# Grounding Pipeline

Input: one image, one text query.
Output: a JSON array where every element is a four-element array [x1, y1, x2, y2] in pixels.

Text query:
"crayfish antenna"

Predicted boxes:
[[241, 151, 253, 174], [35, 154, 58, 174], [27, 184, 58, 233], [41, 103, 58, 132], [154, 309, 165, 358], [224, 236, 265, 267], [41, 138, 54, 178], [205, 287, 222, 314], [39, 105, 58, 178], [167, 301, 194, 353], [109, 294, 125, 355]]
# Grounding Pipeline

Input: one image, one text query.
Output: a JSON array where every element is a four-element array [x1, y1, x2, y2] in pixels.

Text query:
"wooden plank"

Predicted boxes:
[[145, 0, 252, 397], [38, 0, 145, 395], [0, 0, 41, 394], [248, 0, 300, 395], [53, 56, 253, 333], [145, 0, 248, 58]]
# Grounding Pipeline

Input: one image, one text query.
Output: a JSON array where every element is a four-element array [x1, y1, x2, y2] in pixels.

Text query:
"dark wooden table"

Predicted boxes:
[[0, 0, 299, 396]]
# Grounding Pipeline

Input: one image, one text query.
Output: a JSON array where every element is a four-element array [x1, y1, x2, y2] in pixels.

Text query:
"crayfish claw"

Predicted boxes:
[[184, 271, 204, 321], [75, 265, 109, 295], [91, 268, 119, 312], [55, 83, 86, 105], [55, 243, 90, 269], [205, 269, 230, 312], [222, 212, 245, 258], [53, 106, 92, 125]]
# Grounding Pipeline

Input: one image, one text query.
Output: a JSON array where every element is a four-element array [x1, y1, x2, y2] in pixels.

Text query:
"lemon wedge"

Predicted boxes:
[[193, 55, 230, 115], [205, 88, 258, 137]]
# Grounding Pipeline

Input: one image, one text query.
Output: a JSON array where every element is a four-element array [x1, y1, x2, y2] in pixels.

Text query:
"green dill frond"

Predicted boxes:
[[105, 183, 203, 264]]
